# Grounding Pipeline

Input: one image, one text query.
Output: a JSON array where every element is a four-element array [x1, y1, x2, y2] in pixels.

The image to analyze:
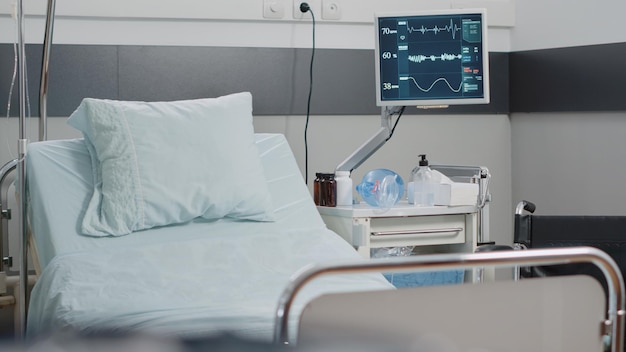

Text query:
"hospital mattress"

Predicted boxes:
[[25, 133, 392, 341]]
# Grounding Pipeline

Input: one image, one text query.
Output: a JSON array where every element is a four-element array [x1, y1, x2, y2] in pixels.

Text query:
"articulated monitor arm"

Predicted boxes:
[[335, 106, 402, 173]]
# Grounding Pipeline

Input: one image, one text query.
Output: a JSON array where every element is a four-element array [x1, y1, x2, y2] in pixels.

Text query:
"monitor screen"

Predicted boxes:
[[374, 9, 489, 107]]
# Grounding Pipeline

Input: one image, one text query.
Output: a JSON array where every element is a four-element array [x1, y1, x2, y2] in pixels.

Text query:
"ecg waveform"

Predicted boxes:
[[405, 19, 462, 40], [401, 76, 463, 94], [408, 53, 462, 64]]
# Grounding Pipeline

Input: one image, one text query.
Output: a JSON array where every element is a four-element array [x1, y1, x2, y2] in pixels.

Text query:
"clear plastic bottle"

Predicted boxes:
[[407, 163, 419, 204], [356, 168, 404, 208], [413, 154, 436, 207], [335, 170, 353, 206]]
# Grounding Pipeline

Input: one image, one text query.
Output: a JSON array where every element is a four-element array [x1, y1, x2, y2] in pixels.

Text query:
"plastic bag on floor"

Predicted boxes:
[[371, 246, 464, 287]]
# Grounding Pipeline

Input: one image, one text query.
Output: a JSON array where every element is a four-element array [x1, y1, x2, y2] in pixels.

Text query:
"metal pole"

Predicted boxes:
[[39, 0, 57, 142], [16, 0, 28, 338]]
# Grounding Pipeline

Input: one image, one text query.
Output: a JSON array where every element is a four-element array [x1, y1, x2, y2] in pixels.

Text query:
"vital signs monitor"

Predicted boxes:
[[374, 9, 490, 107]]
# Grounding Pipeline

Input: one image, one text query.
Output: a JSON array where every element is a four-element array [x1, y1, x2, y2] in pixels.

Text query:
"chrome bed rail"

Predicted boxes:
[[274, 246, 625, 352]]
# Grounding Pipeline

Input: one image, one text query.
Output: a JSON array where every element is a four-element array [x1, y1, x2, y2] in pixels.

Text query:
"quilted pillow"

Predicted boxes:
[[67, 92, 274, 237]]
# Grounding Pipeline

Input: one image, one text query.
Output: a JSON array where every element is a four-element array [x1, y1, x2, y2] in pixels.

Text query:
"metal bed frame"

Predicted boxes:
[[275, 246, 625, 351], [0, 159, 17, 274]]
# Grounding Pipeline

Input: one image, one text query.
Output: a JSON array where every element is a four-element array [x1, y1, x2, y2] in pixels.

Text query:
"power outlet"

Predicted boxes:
[[321, 0, 341, 20], [263, 0, 286, 19], [293, 0, 321, 20]]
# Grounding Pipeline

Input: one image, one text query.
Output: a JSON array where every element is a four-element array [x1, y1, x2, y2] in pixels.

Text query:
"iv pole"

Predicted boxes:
[[16, 0, 28, 337], [14, 0, 57, 337], [40, 0, 56, 143]]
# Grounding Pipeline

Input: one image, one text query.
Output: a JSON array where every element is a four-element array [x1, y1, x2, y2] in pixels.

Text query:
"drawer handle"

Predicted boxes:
[[371, 227, 463, 236]]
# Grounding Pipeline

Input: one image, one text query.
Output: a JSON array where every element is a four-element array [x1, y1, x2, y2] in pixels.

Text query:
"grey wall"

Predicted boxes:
[[510, 43, 626, 112], [508, 0, 626, 218], [0, 44, 509, 117], [509, 28, 626, 216], [511, 112, 626, 215]]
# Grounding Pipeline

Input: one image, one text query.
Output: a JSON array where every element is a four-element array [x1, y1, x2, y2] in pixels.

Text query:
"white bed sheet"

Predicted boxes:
[[27, 134, 326, 267], [26, 133, 392, 341]]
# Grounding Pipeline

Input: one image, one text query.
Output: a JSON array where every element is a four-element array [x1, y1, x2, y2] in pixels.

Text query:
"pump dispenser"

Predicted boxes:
[[413, 154, 436, 206]]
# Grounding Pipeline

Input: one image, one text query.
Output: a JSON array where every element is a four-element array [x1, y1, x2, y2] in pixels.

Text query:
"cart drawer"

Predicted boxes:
[[368, 214, 466, 248]]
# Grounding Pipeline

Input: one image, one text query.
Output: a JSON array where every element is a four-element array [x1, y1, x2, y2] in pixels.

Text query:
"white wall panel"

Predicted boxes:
[[0, 0, 514, 24], [0, 0, 513, 50], [512, 0, 626, 51]]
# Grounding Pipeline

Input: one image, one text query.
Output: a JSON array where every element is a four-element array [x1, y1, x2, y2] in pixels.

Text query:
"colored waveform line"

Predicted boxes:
[[408, 53, 462, 63], [407, 19, 462, 39], [402, 76, 463, 93]]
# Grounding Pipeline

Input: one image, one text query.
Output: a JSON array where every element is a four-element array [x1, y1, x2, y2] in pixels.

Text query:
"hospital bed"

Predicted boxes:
[[24, 118, 393, 341], [4, 1, 623, 350], [19, 95, 625, 351]]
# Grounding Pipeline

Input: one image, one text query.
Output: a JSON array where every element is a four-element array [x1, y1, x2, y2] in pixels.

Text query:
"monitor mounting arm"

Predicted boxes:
[[335, 106, 403, 173]]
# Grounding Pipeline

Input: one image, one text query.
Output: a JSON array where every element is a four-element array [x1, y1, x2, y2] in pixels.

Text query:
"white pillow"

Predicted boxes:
[[67, 92, 275, 237]]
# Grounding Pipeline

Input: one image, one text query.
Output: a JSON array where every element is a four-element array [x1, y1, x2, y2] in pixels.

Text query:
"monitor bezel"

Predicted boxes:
[[374, 8, 490, 107]]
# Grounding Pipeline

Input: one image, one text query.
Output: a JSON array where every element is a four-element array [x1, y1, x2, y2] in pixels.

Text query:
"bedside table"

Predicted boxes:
[[317, 200, 479, 258]]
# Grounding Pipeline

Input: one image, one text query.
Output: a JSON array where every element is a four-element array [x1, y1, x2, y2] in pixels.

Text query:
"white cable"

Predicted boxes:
[[4, 39, 19, 160], [4, 8, 32, 162]]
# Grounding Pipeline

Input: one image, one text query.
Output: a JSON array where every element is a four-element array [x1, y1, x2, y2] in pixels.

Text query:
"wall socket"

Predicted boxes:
[[263, 0, 286, 19], [321, 0, 341, 20], [293, 0, 321, 20]]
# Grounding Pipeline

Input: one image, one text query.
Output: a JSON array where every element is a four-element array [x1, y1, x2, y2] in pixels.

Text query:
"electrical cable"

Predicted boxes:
[[386, 106, 406, 141], [300, 2, 315, 185], [5, 39, 19, 158]]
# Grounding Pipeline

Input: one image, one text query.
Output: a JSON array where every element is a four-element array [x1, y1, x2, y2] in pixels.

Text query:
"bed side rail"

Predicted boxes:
[[0, 159, 17, 273], [274, 246, 625, 351]]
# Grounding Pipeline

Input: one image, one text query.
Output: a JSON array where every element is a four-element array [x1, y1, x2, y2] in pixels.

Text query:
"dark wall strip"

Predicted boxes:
[[510, 42, 626, 113], [0, 44, 507, 116]]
